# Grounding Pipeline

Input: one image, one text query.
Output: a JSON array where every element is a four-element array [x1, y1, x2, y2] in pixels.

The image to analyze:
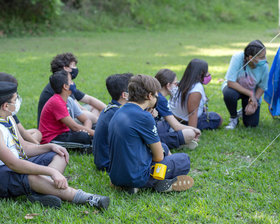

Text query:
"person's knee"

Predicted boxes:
[[243, 119, 259, 128], [28, 174, 40, 187], [182, 129, 195, 144], [53, 154, 67, 168]]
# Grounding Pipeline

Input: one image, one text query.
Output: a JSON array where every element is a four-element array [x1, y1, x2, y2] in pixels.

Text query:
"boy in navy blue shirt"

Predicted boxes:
[[93, 73, 133, 171], [108, 75, 194, 192]]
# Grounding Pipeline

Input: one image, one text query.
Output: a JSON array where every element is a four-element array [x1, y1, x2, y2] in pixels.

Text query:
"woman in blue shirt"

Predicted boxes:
[[222, 40, 269, 129]]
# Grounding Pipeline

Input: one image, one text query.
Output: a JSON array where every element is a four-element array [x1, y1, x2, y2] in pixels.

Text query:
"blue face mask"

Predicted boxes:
[[255, 59, 267, 67], [69, 83, 77, 94], [70, 68, 79, 79]]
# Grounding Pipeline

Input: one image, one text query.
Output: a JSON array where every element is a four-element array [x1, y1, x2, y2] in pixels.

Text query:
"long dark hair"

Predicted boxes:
[[177, 59, 208, 108], [244, 40, 265, 67]]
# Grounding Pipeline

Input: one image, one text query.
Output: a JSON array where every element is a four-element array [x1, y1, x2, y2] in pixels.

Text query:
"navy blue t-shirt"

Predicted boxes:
[[156, 92, 173, 120], [108, 103, 160, 187], [93, 100, 121, 171]]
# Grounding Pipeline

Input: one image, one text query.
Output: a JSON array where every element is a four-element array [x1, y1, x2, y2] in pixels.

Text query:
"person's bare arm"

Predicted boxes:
[[17, 123, 40, 144], [165, 115, 201, 139], [255, 87, 264, 101], [149, 142, 164, 162], [227, 81, 254, 97], [60, 116, 94, 136], [80, 94, 106, 111], [0, 132, 68, 189], [76, 113, 92, 129], [187, 92, 201, 128]]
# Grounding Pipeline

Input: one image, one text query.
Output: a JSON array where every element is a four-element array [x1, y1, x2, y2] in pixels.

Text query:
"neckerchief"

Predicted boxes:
[[0, 117, 28, 160], [104, 102, 121, 113]]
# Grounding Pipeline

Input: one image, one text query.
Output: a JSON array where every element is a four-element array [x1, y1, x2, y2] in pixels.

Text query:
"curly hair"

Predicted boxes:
[[50, 53, 78, 73]]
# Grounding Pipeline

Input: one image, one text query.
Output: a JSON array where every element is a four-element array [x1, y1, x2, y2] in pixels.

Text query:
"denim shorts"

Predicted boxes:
[[0, 151, 56, 198]]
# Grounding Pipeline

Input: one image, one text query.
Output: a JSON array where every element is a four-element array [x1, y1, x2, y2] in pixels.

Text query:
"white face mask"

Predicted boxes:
[[8, 96, 22, 116], [169, 86, 178, 97], [123, 92, 129, 101]]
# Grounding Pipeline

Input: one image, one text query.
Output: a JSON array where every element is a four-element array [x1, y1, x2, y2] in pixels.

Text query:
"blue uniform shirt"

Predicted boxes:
[[108, 103, 160, 187], [156, 92, 173, 120], [93, 100, 121, 171]]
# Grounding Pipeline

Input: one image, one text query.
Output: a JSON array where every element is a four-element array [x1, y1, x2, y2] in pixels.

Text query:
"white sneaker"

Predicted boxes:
[[237, 109, 242, 119], [178, 140, 198, 150], [225, 117, 239, 130], [186, 140, 198, 150]]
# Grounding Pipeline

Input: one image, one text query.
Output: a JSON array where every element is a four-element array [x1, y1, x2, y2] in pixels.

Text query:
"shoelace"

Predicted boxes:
[[87, 195, 99, 207]]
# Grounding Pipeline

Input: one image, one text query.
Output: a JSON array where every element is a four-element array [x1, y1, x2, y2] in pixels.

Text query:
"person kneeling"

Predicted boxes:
[[108, 75, 194, 193]]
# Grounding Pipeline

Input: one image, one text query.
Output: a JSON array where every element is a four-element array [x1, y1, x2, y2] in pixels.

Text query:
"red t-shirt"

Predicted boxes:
[[39, 94, 70, 144]]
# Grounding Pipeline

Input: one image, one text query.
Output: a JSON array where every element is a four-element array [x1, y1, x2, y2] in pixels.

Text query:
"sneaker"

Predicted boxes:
[[178, 140, 198, 151], [154, 175, 194, 192], [87, 195, 110, 210], [110, 182, 139, 194], [186, 140, 198, 150], [237, 109, 242, 119], [225, 117, 239, 130], [27, 193, 61, 208]]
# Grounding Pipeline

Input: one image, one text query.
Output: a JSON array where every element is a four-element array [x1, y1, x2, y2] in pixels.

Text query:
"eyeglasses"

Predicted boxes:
[[171, 81, 179, 86], [8, 94, 22, 105]]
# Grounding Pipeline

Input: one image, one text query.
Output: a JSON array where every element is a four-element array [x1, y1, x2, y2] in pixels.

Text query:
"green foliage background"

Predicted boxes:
[[0, 0, 277, 36]]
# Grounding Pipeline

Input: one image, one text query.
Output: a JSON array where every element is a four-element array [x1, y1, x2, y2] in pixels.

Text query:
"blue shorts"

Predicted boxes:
[[145, 153, 191, 188], [0, 151, 56, 198], [157, 120, 185, 149]]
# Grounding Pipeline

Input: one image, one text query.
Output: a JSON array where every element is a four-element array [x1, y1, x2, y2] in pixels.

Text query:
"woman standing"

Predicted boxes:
[[223, 40, 269, 129], [169, 59, 222, 130]]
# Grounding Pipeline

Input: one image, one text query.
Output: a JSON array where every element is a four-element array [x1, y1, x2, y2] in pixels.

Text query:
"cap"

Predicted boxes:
[[0, 81, 17, 97]]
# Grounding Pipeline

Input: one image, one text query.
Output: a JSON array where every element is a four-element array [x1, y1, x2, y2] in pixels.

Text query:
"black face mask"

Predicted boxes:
[[70, 68, 79, 80]]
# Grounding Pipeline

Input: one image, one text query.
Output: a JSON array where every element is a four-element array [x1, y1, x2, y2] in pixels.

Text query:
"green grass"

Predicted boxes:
[[1, 24, 280, 223]]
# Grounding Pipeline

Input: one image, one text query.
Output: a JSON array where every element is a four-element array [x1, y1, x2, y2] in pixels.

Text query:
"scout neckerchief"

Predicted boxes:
[[104, 102, 121, 113], [0, 116, 28, 160]]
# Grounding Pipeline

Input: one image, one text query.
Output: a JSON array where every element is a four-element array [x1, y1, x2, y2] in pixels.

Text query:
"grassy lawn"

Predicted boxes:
[[0, 24, 280, 223]]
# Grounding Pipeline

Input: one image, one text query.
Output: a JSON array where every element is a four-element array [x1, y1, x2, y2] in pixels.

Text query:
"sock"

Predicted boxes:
[[72, 189, 92, 204]]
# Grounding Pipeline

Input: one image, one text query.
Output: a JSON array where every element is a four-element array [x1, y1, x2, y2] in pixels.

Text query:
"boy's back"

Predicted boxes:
[[108, 103, 159, 187], [93, 100, 121, 171]]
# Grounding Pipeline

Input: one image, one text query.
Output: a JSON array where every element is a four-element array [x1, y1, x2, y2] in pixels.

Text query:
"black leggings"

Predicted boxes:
[[223, 86, 260, 127]]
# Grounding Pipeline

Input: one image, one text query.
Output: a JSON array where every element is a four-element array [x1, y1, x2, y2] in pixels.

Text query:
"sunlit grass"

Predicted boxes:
[[0, 25, 280, 223]]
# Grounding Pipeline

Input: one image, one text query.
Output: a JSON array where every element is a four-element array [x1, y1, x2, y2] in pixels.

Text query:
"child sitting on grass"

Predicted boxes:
[[39, 70, 94, 145], [155, 69, 201, 150], [0, 77, 109, 209], [93, 73, 133, 171], [108, 75, 194, 193], [0, 72, 42, 144]]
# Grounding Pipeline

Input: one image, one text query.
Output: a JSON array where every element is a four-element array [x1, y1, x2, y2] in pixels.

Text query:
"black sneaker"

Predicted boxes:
[[27, 193, 61, 208], [87, 195, 110, 210]]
